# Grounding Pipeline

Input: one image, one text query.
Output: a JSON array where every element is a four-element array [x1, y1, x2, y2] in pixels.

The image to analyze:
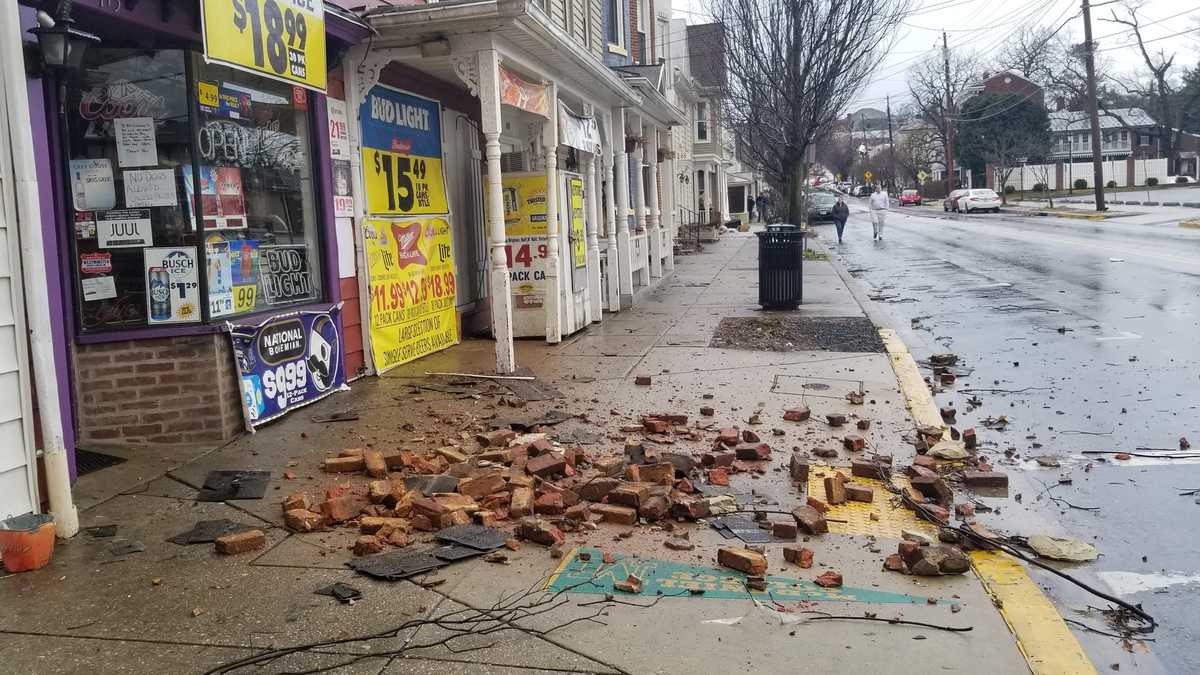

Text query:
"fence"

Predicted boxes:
[[996, 157, 1170, 192]]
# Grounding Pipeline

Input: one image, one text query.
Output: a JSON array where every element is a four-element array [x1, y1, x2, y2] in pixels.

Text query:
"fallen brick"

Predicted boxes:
[[955, 503, 976, 520], [638, 495, 670, 521], [665, 537, 695, 551], [912, 455, 939, 470], [851, 459, 886, 479], [939, 406, 957, 422], [578, 477, 620, 502], [353, 535, 385, 556], [215, 529, 266, 555], [856, 419, 871, 430], [436, 446, 468, 464], [458, 473, 507, 499], [772, 521, 798, 539], [283, 509, 323, 532], [910, 475, 953, 503], [741, 429, 761, 443], [842, 435, 866, 452], [643, 418, 671, 434], [700, 406, 715, 417], [883, 553, 906, 572], [339, 448, 365, 458], [534, 493, 565, 515], [614, 573, 643, 593], [789, 454, 810, 482], [706, 468, 730, 486], [940, 372, 956, 386], [962, 470, 1008, 488], [609, 483, 652, 508], [811, 447, 838, 458], [477, 449, 514, 464], [640, 462, 676, 485], [363, 450, 388, 479], [474, 510, 498, 527], [791, 506, 828, 535], [282, 493, 311, 512], [962, 427, 978, 449], [634, 375, 652, 385], [433, 493, 479, 512], [591, 503, 638, 525], [702, 451, 736, 467], [526, 453, 567, 477], [360, 516, 409, 535], [509, 487, 535, 518], [734, 443, 771, 461], [718, 548, 768, 575], [908, 465, 938, 479], [367, 481, 393, 505], [322, 494, 370, 524], [564, 503, 590, 521], [783, 405, 811, 422], [806, 496, 830, 514], [824, 476, 847, 505], [515, 517, 565, 546], [593, 456, 626, 476], [826, 414, 847, 427], [717, 427, 739, 446], [324, 456, 365, 473], [844, 484, 874, 503], [478, 428, 518, 448], [920, 504, 951, 524], [813, 570, 842, 588]]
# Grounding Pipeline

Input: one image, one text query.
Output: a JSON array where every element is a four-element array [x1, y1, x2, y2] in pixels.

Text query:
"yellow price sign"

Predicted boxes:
[[864, 171, 874, 181], [233, 284, 258, 313], [197, 81, 219, 110], [201, 0, 327, 92], [364, 147, 449, 216], [569, 177, 586, 269]]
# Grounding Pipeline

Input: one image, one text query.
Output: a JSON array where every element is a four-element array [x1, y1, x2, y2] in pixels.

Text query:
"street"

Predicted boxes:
[[830, 200, 1200, 674]]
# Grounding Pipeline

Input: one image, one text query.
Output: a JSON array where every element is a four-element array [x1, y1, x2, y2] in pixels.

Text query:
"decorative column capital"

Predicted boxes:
[[450, 54, 480, 97], [355, 47, 411, 102]]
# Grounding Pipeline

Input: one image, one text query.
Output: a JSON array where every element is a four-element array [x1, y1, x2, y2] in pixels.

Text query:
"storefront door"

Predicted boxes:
[[560, 172, 589, 335]]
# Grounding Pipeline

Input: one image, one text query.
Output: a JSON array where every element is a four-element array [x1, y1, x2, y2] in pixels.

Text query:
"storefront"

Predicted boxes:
[[19, 0, 368, 462]]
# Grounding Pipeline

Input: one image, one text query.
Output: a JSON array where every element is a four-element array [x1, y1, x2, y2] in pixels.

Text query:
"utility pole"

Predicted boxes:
[[942, 31, 956, 195], [1081, 0, 1107, 211], [886, 95, 897, 192]]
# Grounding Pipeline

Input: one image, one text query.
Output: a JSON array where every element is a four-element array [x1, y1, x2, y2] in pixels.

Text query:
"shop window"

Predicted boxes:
[[63, 48, 323, 333]]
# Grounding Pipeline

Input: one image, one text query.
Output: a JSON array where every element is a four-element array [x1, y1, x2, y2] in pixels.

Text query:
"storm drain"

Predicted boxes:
[[709, 316, 885, 353]]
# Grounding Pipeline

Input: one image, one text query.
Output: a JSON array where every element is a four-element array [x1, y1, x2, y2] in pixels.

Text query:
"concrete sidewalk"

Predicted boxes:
[[1, 232, 1041, 674]]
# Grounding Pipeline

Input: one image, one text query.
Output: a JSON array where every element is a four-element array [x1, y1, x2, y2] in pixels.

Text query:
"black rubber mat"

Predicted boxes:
[[75, 448, 128, 476]]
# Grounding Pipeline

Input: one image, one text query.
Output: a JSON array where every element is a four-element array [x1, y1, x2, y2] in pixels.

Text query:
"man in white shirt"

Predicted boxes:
[[868, 186, 889, 240]]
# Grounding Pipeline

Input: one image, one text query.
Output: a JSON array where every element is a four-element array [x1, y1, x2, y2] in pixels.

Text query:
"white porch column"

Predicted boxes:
[[478, 50, 515, 373], [663, 145, 676, 272], [613, 106, 633, 304], [717, 164, 729, 222], [644, 122, 663, 278], [543, 83, 562, 344], [602, 113, 621, 312], [586, 152, 603, 321], [632, 133, 647, 233]]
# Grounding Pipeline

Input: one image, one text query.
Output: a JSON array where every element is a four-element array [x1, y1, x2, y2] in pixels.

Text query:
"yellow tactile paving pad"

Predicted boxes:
[[805, 465, 939, 540]]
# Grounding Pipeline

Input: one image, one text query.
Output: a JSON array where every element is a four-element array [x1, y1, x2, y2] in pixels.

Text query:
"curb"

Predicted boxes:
[[1181, 220, 1200, 229], [878, 329, 1098, 675]]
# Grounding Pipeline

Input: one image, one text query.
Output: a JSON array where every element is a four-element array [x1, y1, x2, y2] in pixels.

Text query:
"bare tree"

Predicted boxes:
[[906, 48, 982, 190], [893, 127, 941, 187], [714, 0, 914, 224], [996, 25, 1060, 86], [1102, 3, 1200, 174], [814, 127, 859, 182]]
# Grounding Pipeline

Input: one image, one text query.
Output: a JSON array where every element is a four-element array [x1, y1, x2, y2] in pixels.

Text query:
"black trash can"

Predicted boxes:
[[756, 224, 804, 309]]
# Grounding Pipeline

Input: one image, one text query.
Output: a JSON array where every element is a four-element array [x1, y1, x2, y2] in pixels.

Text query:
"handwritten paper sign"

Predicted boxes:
[[123, 168, 178, 208], [114, 117, 159, 168], [69, 159, 116, 211]]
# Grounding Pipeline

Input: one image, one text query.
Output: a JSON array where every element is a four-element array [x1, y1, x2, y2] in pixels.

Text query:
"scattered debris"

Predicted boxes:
[[1026, 535, 1099, 563]]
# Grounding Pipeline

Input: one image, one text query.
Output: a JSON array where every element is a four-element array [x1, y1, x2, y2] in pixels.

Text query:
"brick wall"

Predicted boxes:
[[629, 0, 639, 64], [73, 334, 244, 447]]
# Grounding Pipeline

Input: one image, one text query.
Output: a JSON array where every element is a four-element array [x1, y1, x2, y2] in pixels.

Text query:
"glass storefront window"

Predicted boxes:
[[63, 48, 324, 333]]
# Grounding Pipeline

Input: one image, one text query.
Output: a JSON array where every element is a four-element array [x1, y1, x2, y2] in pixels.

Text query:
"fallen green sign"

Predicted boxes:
[[548, 547, 937, 605]]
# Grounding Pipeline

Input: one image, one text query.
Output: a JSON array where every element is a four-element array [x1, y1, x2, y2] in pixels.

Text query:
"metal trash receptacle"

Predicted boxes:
[[755, 224, 804, 309]]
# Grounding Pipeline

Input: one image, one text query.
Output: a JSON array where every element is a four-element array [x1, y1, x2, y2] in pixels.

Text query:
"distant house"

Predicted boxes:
[[1048, 108, 1160, 162], [963, 71, 1043, 103]]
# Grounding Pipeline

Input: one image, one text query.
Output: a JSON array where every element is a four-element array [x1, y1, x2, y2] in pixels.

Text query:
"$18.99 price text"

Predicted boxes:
[[371, 272, 456, 312]]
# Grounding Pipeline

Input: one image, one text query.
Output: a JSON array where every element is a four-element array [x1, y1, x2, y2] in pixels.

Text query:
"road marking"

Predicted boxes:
[[1097, 571, 1200, 596], [1095, 331, 1142, 342], [881, 327, 1098, 675]]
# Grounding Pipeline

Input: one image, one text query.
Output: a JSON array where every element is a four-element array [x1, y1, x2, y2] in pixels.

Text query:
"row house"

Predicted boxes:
[[0, 0, 697, 526]]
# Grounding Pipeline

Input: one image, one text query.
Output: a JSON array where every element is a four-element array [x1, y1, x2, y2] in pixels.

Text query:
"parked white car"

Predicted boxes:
[[958, 189, 1002, 213]]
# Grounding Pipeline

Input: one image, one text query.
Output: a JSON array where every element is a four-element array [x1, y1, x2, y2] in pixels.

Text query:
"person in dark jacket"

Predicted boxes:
[[831, 196, 850, 243]]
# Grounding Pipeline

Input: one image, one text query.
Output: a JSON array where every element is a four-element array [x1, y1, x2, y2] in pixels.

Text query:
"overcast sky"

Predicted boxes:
[[671, 0, 1200, 114]]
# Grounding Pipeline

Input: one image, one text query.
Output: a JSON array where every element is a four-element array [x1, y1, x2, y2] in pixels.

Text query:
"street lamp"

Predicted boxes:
[[29, 1, 99, 77]]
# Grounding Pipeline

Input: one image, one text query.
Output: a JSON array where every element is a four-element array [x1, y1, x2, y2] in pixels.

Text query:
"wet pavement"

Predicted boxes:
[[828, 201, 1200, 674]]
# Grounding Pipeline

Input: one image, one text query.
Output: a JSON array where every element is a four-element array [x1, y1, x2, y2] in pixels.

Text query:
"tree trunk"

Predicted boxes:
[[786, 157, 807, 226]]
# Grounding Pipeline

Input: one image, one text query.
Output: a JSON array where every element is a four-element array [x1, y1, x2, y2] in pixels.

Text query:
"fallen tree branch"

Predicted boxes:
[[799, 612, 973, 632]]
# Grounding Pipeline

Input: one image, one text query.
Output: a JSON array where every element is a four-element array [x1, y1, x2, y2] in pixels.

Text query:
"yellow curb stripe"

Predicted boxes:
[[544, 546, 578, 590], [971, 552, 1097, 675], [880, 327, 1096, 675], [1181, 219, 1200, 229]]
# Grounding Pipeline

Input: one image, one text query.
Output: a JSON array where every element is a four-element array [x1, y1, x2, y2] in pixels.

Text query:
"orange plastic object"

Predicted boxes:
[[0, 514, 56, 573]]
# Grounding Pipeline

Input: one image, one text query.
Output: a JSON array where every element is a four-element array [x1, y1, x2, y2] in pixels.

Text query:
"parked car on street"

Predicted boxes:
[[958, 189, 1003, 213], [898, 189, 922, 206], [806, 192, 838, 222], [943, 189, 969, 212], [853, 185, 873, 197]]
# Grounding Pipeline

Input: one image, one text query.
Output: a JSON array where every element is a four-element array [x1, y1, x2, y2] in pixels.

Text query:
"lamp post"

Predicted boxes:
[[30, 1, 99, 79]]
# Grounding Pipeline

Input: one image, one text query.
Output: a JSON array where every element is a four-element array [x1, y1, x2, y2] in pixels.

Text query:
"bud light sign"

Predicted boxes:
[[227, 304, 347, 431]]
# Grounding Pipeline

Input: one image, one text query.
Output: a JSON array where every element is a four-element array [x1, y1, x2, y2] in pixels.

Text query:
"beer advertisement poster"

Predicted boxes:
[[363, 217, 458, 373], [227, 304, 346, 431], [359, 86, 449, 217], [487, 173, 549, 310], [144, 247, 200, 324]]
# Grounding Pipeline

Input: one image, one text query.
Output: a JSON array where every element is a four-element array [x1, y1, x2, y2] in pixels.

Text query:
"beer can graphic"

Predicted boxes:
[[149, 267, 171, 321]]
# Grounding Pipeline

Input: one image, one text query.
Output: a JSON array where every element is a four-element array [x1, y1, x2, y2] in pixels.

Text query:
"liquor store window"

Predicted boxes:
[[64, 48, 323, 333]]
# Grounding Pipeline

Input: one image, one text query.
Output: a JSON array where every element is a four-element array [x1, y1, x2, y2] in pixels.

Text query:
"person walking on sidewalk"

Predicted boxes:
[[832, 196, 850, 244], [756, 193, 769, 223], [868, 185, 889, 240]]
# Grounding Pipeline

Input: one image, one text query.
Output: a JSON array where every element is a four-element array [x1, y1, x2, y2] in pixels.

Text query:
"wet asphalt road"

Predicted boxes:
[[828, 202, 1200, 674]]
